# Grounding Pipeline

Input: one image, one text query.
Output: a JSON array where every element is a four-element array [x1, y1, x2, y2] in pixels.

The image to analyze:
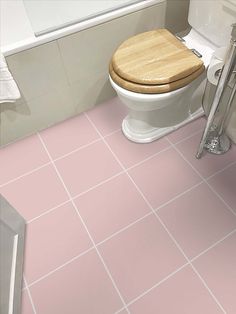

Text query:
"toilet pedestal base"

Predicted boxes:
[[122, 107, 204, 143]]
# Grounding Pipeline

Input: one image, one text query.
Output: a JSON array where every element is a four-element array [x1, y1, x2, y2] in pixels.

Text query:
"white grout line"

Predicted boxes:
[[25, 142, 172, 225], [0, 128, 121, 189], [37, 132, 130, 314], [49, 127, 122, 158], [71, 145, 172, 197], [0, 123, 203, 189], [85, 114, 227, 314], [84, 114, 208, 308], [128, 178, 227, 314], [25, 146, 171, 225], [22, 145, 175, 226], [23, 276, 37, 314], [126, 262, 190, 308], [22, 152, 236, 312], [189, 263, 227, 314], [56, 40, 73, 87], [43, 126, 123, 164], [23, 182, 203, 287], [27, 199, 71, 223], [53, 138, 102, 161], [117, 224, 236, 312], [114, 307, 130, 314], [191, 228, 236, 263], [207, 183, 236, 218], [97, 212, 153, 246], [166, 137, 228, 313], [23, 178, 236, 289], [168, 128, 203, 146], [103, 127, 122, 138], [206, 159, 236, 180], [154, 181, 203, 212], [25, 171, 124, 224], [125, 146, 172, 170], [114, 307, 128, 314], [73, 170, 124, 198], [97, 181, 203, 247], [0, 162, 52, 188], [27, 223, 236, 313], [1, 116, 233, 311], [168, 138, 236, 218], [24, 143, 197, 227], [27, 247, 94, 288]]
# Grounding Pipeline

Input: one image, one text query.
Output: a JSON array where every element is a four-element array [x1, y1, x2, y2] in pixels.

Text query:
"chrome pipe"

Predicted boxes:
[[219, 76, 236, 136], [196, 23, 236, 159]]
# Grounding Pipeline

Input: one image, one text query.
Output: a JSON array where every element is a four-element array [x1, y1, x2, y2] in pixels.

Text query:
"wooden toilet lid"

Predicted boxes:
[[109, 62, 205, 94], [110, 29, 205, 93]]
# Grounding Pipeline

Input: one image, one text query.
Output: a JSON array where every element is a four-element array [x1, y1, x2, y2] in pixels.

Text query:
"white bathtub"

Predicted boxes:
[[1, 0, 165, 56]]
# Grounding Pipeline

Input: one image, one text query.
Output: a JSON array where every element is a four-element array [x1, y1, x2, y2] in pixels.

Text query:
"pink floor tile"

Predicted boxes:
[[55, 140, 122, 197], [30, 250, 123, 314], [39, 114, 99, 159], [193, 233, 236, 314], [21, 290, 34, 314], [167, 117, 206, 144], [99, 214, 186, 302], [75, 173, 150, 243], [128, 147, 201, 209], [2, 104, 236, 313], [0, 135, 49, 185], [24, 202, 92, 284], [86, 97, 127, 136], [158, 182, 236, 259], [176, 133, 236, 178], [0, 165, 68, 221], [129, 266, 222, 314], [208, 163, 236, 213], [105, 131, 170, 168]]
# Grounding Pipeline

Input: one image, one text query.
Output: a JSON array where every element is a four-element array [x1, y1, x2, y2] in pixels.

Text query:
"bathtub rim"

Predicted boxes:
[[2, 0, 166, 57]]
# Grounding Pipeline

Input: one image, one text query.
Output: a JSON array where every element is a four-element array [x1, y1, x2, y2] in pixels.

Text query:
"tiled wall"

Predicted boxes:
[[1, 3, 166, 146], [0, 0, 189, 146]]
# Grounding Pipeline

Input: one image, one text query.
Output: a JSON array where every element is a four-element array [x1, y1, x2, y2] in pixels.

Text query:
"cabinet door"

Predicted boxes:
[[0, 196, 25, 314]]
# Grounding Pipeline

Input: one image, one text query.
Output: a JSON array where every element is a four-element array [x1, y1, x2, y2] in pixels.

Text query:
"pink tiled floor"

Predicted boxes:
[[1, 97, 236, 314], [21, 290, 35, 314]]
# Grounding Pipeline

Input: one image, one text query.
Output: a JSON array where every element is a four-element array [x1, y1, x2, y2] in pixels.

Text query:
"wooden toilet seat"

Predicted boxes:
[[110, 29, 205, 94]]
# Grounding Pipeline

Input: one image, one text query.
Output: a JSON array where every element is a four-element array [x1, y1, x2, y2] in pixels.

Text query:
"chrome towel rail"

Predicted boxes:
[[196, 23, 236, 159]]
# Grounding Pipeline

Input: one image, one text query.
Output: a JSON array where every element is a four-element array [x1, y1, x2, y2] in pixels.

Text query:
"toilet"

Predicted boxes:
[[109, 0, 236, 143]]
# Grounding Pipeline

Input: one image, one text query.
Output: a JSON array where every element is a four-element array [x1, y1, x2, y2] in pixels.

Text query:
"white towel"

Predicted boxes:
[[0, 52, 21, 103]]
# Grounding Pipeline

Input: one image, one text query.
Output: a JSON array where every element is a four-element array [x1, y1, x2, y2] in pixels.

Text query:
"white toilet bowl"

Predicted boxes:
[[109, 29, 216, 143], [109, 71, 205, 143]]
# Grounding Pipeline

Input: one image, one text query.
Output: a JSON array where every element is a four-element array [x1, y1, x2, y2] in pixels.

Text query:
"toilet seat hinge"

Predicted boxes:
[[175, 35, 185, 43], [191, 49, 203, 58]]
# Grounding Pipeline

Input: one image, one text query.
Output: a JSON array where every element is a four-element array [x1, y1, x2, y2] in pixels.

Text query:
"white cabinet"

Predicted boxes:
[[0, 195, 25, 314]]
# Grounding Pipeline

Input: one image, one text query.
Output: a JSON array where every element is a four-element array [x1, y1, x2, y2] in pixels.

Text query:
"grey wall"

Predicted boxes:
[[166, 0, 190, 33]]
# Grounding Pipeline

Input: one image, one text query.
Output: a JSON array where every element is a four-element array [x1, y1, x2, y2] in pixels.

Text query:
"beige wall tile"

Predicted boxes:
[[58, 2, 166, 85], [165, 0, 190, 33], [6, 42, 69, 102], [70, 72, 116, 114], [1, 87, 75, 146]]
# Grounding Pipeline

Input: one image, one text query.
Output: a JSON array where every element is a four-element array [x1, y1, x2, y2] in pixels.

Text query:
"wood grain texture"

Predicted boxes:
[[109, 62, 205, 94], [111, 29, 204, 85]]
